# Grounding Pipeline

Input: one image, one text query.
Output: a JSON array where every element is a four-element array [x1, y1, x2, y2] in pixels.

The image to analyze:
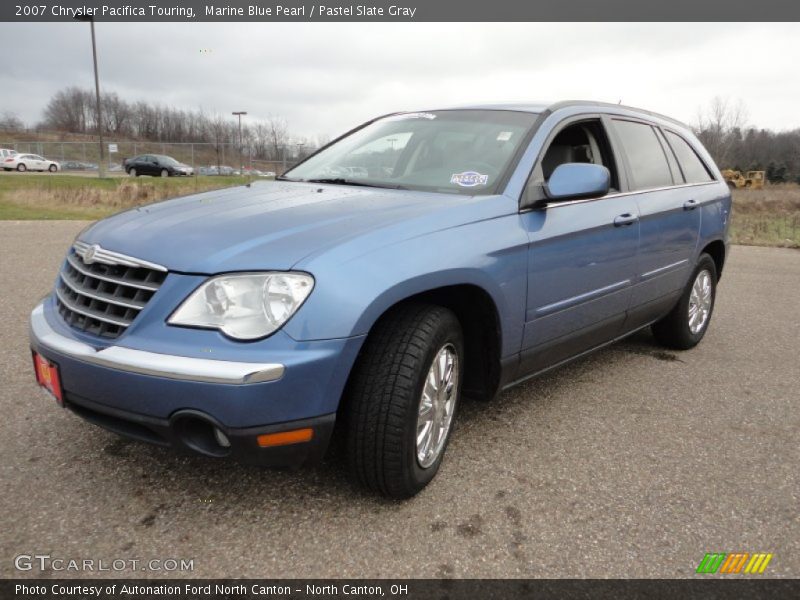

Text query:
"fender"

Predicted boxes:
[[283, 210, 529, 359]]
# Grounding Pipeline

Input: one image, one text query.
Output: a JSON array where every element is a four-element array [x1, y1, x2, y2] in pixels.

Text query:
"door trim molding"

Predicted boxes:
[[534, 279, 631, 318]]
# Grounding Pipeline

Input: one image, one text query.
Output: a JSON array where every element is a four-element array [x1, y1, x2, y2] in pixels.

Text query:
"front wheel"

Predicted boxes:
[[160, 169, 169, 178], [48, 164, 57, 173], [345, 303, 464, 498], [652, 254, 718, 350]]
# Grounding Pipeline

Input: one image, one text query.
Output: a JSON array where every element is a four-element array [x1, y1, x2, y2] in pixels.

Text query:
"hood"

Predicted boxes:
[[80, 181, 512, 273]]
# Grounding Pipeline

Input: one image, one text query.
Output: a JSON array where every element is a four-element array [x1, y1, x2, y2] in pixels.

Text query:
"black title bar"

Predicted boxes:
[[3, 0, 800, 22], [4, 579, 800, 600]]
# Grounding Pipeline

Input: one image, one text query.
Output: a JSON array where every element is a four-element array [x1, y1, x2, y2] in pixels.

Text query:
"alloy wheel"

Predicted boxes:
[[688, 269, 713, 334], [416, 344, 459, 469]]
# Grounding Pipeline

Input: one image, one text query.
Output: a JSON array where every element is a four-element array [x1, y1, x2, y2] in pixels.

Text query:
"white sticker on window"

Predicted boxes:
[[450, 171, 489, 187], [389, 112, 436, 121], [497, 131, 513, 141]]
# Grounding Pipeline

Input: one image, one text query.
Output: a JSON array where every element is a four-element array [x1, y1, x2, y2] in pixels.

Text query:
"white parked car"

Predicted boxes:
[[0, 148, 18, 159], [2, 153, 60, 172]]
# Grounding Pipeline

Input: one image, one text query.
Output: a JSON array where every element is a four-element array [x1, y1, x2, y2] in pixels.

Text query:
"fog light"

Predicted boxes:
[[257, 428, 313, 448], [213, 427, 231, 448]]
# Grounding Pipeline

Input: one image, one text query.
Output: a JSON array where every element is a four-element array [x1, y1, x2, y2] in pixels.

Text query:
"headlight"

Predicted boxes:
[[168, 272, 314, 340]]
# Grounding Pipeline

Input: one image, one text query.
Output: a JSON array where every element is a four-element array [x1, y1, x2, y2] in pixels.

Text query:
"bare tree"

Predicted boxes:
[[266, 115, 290, 161], [102, 91, 131, 136], [694, 97, 748, 167], [0, 111, 24, 131], [250, 122, 269, 159], [205, 113, 233, 169], [42, 86, 93, 133]]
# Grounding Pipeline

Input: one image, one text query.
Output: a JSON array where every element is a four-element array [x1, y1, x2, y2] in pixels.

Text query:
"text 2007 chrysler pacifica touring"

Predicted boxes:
[[30, 101, 730, 497]]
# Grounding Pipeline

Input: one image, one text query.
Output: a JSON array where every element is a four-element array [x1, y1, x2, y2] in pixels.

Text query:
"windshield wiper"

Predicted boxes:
[[305, 177, 407, 190]]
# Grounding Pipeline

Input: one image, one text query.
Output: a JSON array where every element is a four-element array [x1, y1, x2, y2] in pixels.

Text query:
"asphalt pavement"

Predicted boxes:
[[1, 221, 798, 578]]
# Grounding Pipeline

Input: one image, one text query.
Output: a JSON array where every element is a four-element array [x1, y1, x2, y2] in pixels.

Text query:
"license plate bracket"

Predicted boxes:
[[32, 351, 63, 406]]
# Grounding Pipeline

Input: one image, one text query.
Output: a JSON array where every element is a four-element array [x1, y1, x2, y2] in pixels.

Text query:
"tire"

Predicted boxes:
[[160, 169, 169, 178], [17, 163, 26, 172], [652, 254, 718, 350], [345, 303, 464, 498], [48, 164, 57, 173], [128, 168, 137, 177]]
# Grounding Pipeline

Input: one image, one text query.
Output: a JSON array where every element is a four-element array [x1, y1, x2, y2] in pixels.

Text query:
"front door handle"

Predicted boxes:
[[683, 199, 698, 210], [613, 213, 639, 227]]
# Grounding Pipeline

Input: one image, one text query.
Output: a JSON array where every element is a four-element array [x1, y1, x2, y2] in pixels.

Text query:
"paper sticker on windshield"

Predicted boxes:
[[450, 171, 489, 187], [389, 112, 436, 121], [497, 131, 513, 141]]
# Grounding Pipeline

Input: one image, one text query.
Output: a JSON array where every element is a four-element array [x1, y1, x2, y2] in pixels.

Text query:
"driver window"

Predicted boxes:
[[530, 120, 619, 193]]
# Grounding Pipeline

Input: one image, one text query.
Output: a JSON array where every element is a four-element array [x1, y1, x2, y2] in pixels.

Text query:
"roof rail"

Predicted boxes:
[[545, 100, 690, 129]]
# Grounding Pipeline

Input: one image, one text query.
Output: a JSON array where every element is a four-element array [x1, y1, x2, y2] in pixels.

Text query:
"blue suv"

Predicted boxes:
[[30, 101, 731, 497]]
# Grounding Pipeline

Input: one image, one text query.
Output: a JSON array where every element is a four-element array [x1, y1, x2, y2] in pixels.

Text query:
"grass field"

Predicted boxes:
[[730, 186, 800, 248], [1, 173, 798, 249], [0, 173, 251, 220]]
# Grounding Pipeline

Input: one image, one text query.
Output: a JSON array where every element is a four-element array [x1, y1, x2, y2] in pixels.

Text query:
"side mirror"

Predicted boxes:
[[545, 163, 610, 202]]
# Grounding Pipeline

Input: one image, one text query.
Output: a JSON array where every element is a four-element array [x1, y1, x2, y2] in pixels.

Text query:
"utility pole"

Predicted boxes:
[[232, 111, 247, 173], [75, 13, 105, 178]]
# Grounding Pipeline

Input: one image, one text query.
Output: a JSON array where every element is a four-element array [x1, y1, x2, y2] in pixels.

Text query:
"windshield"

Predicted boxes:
[[284, 110, 538, 195], [156, 155, 180, 166]]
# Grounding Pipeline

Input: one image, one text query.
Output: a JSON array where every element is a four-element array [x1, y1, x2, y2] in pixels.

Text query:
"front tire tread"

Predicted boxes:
[[346, 303, 460, 498]]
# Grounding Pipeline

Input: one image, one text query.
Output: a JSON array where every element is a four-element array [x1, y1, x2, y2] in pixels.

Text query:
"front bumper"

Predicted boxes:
[[29, 301, 363, 467], [31, 304, 284, 385], [64, 392, 335, 467]]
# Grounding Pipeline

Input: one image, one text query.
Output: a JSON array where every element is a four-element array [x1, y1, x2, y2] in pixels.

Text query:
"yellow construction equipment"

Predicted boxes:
[[721, 169, 765, 189]]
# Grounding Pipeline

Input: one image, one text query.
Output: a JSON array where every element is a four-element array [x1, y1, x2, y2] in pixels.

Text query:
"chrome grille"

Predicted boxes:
[[55, 243, 167, 339]]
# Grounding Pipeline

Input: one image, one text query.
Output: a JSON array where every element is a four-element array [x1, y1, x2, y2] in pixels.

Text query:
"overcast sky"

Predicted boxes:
[[2, 22, 798, 140]]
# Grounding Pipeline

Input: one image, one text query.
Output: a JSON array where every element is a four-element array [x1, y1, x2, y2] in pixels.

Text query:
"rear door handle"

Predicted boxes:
[[613, 213, 639, 227], [683, 199, 698, 210]]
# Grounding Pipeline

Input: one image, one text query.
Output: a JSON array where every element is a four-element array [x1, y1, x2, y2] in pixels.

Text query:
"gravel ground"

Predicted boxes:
[[1, 220, 798, 579]]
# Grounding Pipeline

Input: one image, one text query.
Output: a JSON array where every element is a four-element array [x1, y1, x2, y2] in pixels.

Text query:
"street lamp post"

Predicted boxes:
[[75, 13, 105, 178], [232, 111, 247, 173]]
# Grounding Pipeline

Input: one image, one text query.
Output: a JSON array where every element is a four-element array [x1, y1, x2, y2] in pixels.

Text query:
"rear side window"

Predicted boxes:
[[664, 130, 714, 184], [613, 120, 673, 190]]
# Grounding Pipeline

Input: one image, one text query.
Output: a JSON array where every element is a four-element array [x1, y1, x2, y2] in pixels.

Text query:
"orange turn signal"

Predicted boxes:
[[257, 427, 314, 448]]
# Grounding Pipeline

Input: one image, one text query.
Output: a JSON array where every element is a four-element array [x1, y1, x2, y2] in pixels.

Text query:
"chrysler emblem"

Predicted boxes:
[[83, 244, 100, 265]]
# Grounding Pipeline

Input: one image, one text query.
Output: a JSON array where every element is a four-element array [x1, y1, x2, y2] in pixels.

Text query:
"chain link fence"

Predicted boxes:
[[0, 140, 302, 175]]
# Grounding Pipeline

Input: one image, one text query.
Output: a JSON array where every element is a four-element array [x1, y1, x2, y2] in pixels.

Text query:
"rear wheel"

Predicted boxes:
[[17, 163, 26, 172], [652, 254, 717, 350], [160, 169, 169, 177], [345, 303, 463, 498], [128, 168, 137, 177]]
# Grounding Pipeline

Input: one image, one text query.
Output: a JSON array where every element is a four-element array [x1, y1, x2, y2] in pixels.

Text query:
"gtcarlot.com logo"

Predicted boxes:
[[14, 553, 194, 572], [696, 552, 773, 574]]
